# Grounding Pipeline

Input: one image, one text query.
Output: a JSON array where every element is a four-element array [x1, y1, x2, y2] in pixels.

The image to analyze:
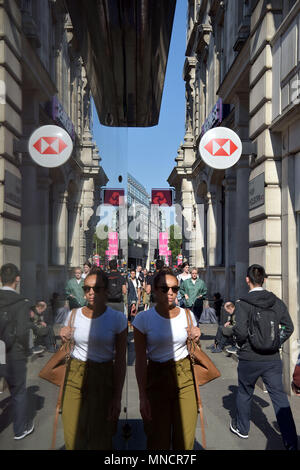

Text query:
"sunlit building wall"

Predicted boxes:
[[169, 0, 300, 393], [0, 0, 107, 301]]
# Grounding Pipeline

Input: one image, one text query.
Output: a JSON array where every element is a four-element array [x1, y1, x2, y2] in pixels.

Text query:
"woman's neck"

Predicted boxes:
[[82, 303, 107, 319], [155, 303, 179, 319]]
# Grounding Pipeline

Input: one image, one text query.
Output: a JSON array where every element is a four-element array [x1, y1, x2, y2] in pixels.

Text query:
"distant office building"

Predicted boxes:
[[127, 173, 151, 268]]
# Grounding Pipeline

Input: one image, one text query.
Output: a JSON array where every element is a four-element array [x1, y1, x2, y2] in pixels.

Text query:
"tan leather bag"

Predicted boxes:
[[38, 308, 77, 449], [185, 309, 221, 448], [38, 309, 77, 386]]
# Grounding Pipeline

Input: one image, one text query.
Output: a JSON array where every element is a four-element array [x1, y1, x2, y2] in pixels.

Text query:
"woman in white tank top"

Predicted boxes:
[[59, 268, 127, 450], [133, 267, 201, 450]]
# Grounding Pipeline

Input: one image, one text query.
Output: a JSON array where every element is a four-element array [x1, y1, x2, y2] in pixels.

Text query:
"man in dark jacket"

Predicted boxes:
[[0, 263, 34, 440], [230, 264, 297, 450], [106, 260, 127, 313]]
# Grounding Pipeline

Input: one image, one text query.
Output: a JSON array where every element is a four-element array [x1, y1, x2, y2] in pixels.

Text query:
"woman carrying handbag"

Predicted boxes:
[[133, 267, 201, 450], [59, 267, 127, 450]]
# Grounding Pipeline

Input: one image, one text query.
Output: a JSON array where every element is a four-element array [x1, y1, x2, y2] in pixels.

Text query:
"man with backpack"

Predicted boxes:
[[0, 263, 34, 440], [106, 260, 127, 313], [230, 264, 298, 450]]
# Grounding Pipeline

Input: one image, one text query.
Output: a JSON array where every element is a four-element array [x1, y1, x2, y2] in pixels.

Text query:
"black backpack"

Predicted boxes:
[[0, 306, 17, 352], [248, 304, 281, 353], [107, 272, 124, 302]]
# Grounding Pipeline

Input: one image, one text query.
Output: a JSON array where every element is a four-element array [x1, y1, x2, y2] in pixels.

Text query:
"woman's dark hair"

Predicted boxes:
[[247, 264, 266, 286], [153, 267, 178, 289], [84, 261, 91, 268], [86, 267, 109, 289]]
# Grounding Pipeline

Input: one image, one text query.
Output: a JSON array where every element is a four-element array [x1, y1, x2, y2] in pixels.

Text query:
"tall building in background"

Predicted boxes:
[[0, 0, 107, 301], [168, 0, 299, 394], [127, 173, 151, 268]]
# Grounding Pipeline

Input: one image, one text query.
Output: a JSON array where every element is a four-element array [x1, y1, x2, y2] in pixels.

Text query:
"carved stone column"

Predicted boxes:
[[68, 202, 81, 267], [207, 191, 217, 267], [181, 178, 194, 264], [223, 174, 236, 300], [52, 188, 68, 266], [36, 172, 51, 300]]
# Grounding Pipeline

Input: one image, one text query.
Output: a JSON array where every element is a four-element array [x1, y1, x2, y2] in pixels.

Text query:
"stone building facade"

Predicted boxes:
[[0, 0, 107, 301], [168, 0, 300, 392]]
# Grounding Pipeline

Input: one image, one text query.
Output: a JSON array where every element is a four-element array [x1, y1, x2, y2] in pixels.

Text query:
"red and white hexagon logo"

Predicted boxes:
[[33, 136, 68, 155], [199, 127, 242, 170], [28, 125, 73, 168]]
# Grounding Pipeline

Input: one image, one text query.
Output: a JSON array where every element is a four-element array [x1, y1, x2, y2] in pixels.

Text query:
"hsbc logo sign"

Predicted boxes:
[[28, 125, 73, 168], [204, 138, 238, 157], [199, 127, 242, 170], [33, 137, 68, 155]]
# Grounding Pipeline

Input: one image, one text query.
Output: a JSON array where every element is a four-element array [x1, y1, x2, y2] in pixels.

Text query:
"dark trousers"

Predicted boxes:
[[236, 360, 298, 449], [5, 357, 29, 436], [145, 357, 198, 450], [215, 326, 234, 349], [191, 299, 203, 323], [35, 325, 56, 349]]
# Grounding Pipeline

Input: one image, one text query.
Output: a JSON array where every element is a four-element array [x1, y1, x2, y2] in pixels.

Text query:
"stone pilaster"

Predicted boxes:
[[36, 172, 51, 300], [0, 0, 22, 273], [249, 0, 283, 297], [223, 174, 236, 301], [206, 191, 217, 267], [52, 188, 68, 266], [20, 154, 37, 300], [68, 201, 81, 267]]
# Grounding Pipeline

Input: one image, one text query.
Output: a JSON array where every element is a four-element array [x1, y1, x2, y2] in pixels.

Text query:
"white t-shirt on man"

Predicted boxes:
[[132, 307, 197, 362], [64, 307, 127, 363]]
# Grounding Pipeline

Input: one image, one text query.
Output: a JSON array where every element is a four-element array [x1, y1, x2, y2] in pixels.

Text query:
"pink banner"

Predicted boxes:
[[108, 232, 118, 255], [159, 232, 169, 256]]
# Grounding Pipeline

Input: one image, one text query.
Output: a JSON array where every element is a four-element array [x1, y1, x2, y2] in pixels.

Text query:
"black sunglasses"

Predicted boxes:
[[157, 285, 180, 294], [82, 285, 105, 293]]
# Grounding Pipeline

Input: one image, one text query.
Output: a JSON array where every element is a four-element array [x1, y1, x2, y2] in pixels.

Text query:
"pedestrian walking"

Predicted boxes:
[[179, 267, 207, 323], [230, 264, 298, 450], [65, 267, 86, 309], [176, 262, 191, 307], [145, 259, 164, 307], [127, 269, 141, 324], [133, 267, 201, 450], [0, 263, 34, 440], [106, 260, 127, 313], [142, 269, 150, 310], [60, 267, 127, 450], [81, 261, 91, 280]]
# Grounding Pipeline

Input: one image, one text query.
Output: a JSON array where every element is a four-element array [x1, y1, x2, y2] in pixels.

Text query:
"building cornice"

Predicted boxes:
[[183, 56, 197, 81], [217, 38, 250, 103], [195, 24, 213, 57]]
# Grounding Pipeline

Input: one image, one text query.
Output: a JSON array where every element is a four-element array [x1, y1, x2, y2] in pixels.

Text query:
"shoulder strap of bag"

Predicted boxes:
[[185, 308, 206, 449], [68, 308, 77, 328], [50, 308, 77, 450], [185, 308, 193, 329]]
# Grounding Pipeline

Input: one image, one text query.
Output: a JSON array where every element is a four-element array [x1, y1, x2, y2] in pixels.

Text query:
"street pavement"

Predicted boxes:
[[0, 323, 300, 451]]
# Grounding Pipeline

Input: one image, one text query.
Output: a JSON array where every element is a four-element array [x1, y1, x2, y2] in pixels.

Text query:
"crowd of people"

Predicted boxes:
[[0, 260, 299, 450]]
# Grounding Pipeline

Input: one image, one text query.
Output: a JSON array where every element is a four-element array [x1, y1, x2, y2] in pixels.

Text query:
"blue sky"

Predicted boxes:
[[92, 1, 187, 195]]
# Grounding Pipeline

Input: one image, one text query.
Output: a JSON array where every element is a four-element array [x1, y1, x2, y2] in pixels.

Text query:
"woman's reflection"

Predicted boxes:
[[60, 267, 127, 450]]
